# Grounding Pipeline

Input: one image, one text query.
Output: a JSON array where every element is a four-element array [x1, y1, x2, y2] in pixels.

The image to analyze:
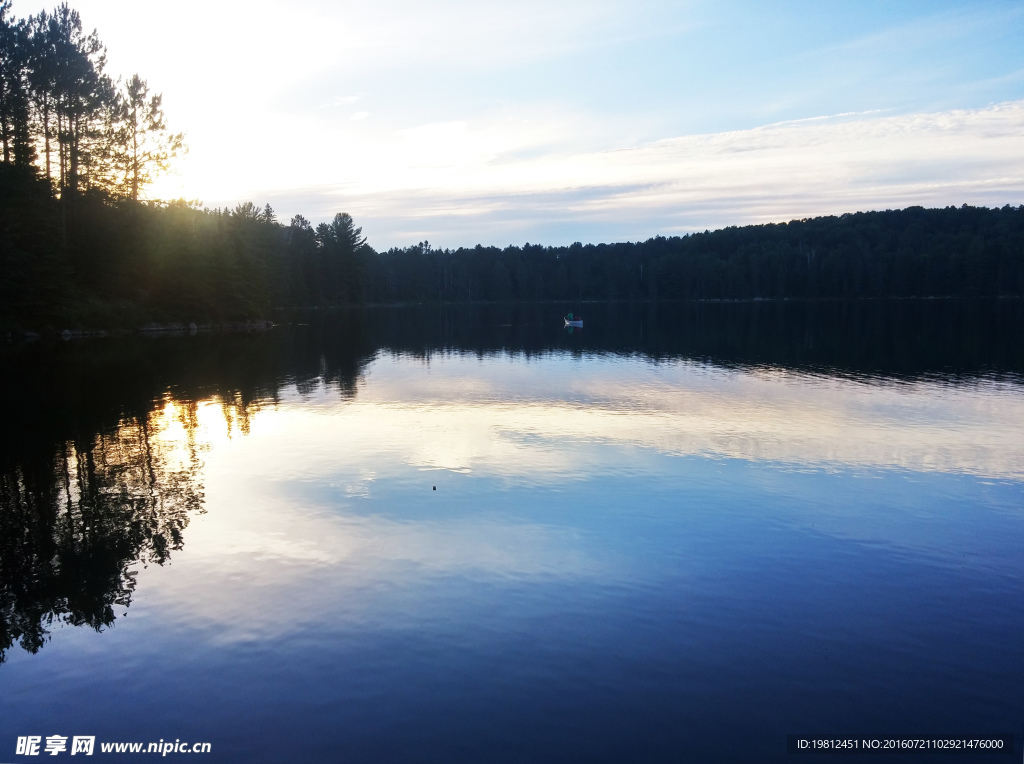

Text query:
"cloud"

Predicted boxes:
[[202, 100, 1024, 247]]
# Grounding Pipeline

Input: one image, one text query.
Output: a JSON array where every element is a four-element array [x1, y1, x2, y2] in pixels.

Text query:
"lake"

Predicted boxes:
[[1, 300, 1023, 762]]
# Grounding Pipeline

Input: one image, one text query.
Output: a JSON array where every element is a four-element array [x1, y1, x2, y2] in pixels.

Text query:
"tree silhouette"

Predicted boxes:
[[116, 73, 183, 201], [45, 3, 115, 196], [0, 2, 33, 166]]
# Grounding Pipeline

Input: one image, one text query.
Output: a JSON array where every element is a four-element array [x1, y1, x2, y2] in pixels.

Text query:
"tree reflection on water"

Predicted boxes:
[[1, 299, 1021, 662], [0, 403, 205, 660], [0, 321, 374, 663]]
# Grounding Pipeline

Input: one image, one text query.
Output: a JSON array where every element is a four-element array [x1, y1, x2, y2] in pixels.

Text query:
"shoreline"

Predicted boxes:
[[6, 294, 1021, 344], [6, 320, 276, 344]]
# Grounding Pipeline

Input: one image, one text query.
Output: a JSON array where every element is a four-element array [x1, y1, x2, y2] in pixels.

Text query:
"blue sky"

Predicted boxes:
[[66, 0, 1024, 247]]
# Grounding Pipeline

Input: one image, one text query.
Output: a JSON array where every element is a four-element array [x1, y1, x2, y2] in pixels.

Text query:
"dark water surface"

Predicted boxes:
[[2, 300, 1023, 763]]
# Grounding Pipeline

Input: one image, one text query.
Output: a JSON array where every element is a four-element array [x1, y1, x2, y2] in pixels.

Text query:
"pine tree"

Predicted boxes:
[[0, 1, 34, 166], [116, 73, 183, 201]]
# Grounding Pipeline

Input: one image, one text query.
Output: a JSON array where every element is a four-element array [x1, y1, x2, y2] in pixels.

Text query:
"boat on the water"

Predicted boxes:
[[564, 312, 583, 328]]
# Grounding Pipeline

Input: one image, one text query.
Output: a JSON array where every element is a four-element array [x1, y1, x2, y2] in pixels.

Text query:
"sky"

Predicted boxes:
[[54, 0, 1024, 247]]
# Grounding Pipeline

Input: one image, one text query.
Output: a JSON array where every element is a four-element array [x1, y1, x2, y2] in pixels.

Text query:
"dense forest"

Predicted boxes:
[[368, 204, 1024, 305], [2, 3, 1023, 332]]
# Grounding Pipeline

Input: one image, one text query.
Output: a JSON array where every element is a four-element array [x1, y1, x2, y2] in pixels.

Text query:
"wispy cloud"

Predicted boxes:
[[326, 96, 361, 108], [207, 101, 1024, 247], [827, 3, 1024, 58]]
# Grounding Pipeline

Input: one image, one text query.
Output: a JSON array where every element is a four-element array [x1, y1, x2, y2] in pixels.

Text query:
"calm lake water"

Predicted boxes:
[[2, 300, 1023, 763]]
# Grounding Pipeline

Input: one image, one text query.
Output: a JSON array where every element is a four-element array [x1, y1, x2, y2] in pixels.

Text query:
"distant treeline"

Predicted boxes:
[[3, 6, 1024, 329], [373, 203, 1024, 304], [4, 166, 1023, 330]]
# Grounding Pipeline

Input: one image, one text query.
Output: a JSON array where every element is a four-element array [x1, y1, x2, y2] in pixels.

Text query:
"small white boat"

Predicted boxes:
[[564, 313, 583, 328]]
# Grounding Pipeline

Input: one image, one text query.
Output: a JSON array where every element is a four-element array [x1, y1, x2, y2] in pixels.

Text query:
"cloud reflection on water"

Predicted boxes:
[[128, 351, 1024, 643], [262, 353, 1024, 481]]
